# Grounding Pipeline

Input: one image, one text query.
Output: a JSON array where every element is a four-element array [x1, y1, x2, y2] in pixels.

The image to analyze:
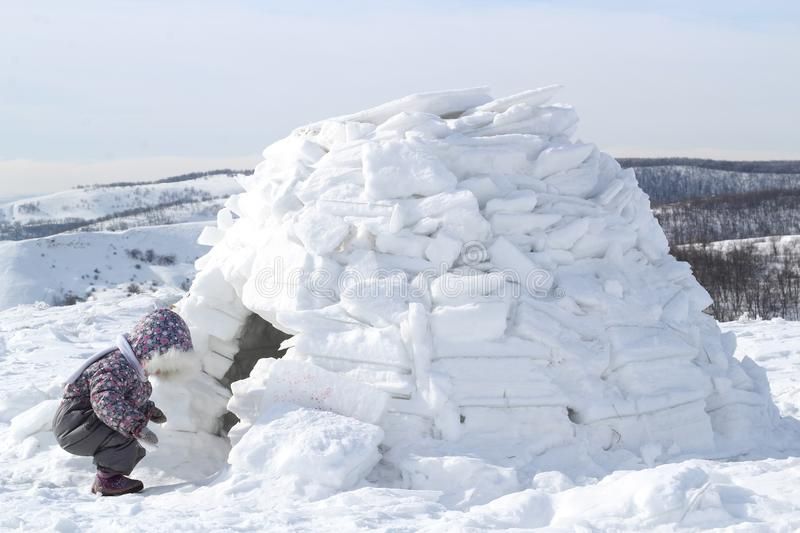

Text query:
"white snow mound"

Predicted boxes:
[[227, 403, 384, 499], [176, 86, 781, 482]]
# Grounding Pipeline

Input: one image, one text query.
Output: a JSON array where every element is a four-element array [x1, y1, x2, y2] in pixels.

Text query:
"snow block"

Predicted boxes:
[[228, 404, 384, 496], [390, 190, 478, 230], [474, 85, 561, 113], [363, 140, 457, 200], [484, 190, 538, 216], [546, 218, 590, 250], [9, 399, 60, 442], [587, 400, 714, 454], [532, 143, 595, 179], [339, 273, 409, 327], [230, 359, 389, 426], [202, 349, 234, 380], [376, 232, 432, 258], [181, 297, 244, 341], [425, 232, 462, 270], [430, 302, 508, 342], [338, 87, 491, 124], [489, 237, 553, 294], [490, 213, 561, 235], [293, 325, 411, 370], [607, 325, 698, 370], [293, 208, 351, 255], [430, 272, 513, 307], [459, 406, 574, 451], [434, 337, 551, 359]]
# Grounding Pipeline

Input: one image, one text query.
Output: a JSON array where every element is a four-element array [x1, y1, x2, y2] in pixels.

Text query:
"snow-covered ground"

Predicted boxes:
[[1, 290, 799, 532]]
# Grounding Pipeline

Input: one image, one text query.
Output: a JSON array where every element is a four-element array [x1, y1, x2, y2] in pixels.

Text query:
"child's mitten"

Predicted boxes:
[[150, 406, 167, 424], [137, 427, 159, 451]]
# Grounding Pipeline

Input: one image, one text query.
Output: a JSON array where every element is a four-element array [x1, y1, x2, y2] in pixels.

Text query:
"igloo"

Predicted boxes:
[[175, 86, 779, 465]]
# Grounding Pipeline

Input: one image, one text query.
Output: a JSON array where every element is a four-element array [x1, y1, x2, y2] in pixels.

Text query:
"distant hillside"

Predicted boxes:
[[619, 158, 800, 249], [80, 198, 226, 232], [0, 171, 244, 240], [653, 189, 800, 245], [621, 160, 800, 206], [619, 158, 800, 174], [76, 168, 253, 189]]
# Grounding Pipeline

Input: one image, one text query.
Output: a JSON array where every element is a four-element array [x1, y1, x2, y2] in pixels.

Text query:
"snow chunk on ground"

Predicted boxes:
[[9, 399, 59, 442], [228, 404, 384, 498]]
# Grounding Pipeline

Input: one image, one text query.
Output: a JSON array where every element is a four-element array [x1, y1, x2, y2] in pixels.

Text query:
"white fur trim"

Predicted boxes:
[[145, 348, 202, 381]]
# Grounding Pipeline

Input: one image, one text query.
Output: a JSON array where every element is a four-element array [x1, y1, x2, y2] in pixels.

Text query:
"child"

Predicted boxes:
[[53, 308, 198, 496]]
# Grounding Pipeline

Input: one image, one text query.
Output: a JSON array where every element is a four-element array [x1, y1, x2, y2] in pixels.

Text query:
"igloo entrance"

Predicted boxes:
[[221, 314, 290, 388], [217, 314, 290, 432]]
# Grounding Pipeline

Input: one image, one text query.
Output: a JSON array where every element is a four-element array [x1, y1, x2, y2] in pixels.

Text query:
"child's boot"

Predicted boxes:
[[91, 469, 144, 496]]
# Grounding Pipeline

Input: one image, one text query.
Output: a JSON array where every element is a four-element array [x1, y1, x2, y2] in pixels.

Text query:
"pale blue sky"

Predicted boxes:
[[1, 1, 799, 196]]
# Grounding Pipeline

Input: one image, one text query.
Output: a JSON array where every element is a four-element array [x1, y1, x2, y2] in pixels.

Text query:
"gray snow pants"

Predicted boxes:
[[52, 399, 145, 475]]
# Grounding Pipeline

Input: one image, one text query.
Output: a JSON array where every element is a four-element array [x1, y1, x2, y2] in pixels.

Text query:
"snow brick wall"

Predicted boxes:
[[177, 86, 779, 466]]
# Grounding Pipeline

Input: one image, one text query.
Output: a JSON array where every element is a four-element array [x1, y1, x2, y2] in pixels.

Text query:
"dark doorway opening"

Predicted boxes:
[[219, 313, 291, 432]]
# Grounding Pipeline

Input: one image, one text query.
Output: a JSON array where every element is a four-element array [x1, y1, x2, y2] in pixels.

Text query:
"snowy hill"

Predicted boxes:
[[0, 222, 208, 308], [0, 170, 246, 310], [0, 171, 244, 240]]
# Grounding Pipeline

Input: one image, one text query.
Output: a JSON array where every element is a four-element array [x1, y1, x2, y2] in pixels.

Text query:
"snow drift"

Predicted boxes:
[[174, 86, 780, 490]]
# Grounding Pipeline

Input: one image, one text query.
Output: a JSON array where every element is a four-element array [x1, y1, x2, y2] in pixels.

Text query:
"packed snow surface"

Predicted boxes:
[[1, 291, 799, 530]]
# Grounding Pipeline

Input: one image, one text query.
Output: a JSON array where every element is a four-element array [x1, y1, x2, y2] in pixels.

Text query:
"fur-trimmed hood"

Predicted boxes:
[[125, 308, 199, 380], [126, 308, 193, 360]]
